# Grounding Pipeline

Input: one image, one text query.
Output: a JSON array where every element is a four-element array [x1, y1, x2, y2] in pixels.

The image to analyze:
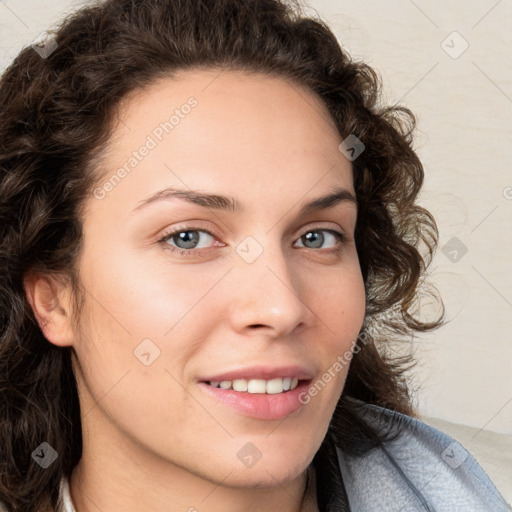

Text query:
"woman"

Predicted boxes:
[[0, 0, 509, 511]]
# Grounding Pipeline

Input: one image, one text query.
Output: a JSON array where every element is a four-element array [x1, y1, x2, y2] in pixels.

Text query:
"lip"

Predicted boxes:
[[198, 379, 312, 420], [198, 365, 315, 382]]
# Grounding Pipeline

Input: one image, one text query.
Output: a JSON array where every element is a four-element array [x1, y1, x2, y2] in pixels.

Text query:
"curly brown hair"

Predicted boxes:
[[0, 0, 445, 510]]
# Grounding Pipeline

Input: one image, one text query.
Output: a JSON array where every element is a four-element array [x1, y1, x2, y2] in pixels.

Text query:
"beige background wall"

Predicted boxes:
[[1, 0, 511, 434]]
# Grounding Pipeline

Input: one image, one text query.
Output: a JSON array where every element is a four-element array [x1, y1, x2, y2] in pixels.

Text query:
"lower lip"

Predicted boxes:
[[198, 380, 311, 420]]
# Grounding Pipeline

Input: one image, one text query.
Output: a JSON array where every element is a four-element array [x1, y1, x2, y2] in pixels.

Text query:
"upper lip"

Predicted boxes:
[[199, 365, 315, 382]]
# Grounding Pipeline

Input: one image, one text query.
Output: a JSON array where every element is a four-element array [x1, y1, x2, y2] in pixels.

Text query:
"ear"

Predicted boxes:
[[23, 271, 75, 347]]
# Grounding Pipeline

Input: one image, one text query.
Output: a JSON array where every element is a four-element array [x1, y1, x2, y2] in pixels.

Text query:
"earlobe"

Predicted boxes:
[[23, 271, 75, 347]]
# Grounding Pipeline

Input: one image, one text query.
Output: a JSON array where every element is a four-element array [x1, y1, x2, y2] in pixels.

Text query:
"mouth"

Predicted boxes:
[[198, 378, 312, 420]]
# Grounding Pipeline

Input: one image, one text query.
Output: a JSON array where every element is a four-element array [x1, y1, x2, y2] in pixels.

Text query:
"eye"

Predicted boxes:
[[157, 227, 219, 257], [295, 228, 345, 253], [157, 225, 345, 257]]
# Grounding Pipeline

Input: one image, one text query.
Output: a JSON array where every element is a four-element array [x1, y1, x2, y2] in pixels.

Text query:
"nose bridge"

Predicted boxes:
[[228, 232, 311, 334]]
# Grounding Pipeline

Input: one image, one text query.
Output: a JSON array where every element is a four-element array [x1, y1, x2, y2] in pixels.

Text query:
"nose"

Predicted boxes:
[[227, 238, 315, 338]]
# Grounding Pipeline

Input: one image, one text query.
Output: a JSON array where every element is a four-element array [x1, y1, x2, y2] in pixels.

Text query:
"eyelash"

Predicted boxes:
[[156, 225, 346, 258]]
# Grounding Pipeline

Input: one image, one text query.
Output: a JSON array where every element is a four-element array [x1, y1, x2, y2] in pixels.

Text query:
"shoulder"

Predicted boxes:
[[335, 400, 511, 512]]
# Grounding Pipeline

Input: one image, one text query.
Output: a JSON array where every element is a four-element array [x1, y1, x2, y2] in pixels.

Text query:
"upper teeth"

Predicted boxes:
[[208, 377, 299, 394]]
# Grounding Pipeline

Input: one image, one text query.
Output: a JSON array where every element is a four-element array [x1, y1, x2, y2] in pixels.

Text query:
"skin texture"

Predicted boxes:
[[24, 69, 366, 512]]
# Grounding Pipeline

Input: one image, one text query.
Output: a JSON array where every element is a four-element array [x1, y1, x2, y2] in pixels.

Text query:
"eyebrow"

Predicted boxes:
[[131, 186, 357, 215]]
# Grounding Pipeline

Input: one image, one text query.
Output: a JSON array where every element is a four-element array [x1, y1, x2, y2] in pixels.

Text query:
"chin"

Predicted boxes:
[[212, 452, 312, 489]]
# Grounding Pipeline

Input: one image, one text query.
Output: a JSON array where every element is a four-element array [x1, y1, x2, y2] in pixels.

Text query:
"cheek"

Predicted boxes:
[[78, 241, 226, 341], [309, 264, 366, 342], [305, 265, 366, 392]]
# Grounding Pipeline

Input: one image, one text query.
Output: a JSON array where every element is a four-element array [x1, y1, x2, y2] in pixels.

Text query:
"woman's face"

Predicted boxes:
[[71, 69, 366, 492]]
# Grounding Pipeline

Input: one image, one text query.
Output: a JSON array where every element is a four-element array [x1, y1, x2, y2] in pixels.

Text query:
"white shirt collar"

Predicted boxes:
[[59, 476, 76, 512]]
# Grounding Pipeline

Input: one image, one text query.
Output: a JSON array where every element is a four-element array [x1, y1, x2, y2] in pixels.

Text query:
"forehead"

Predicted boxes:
[[90, 68, 353, 216], [116, 67, 339, 135], [107, 68, 343, 159]]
